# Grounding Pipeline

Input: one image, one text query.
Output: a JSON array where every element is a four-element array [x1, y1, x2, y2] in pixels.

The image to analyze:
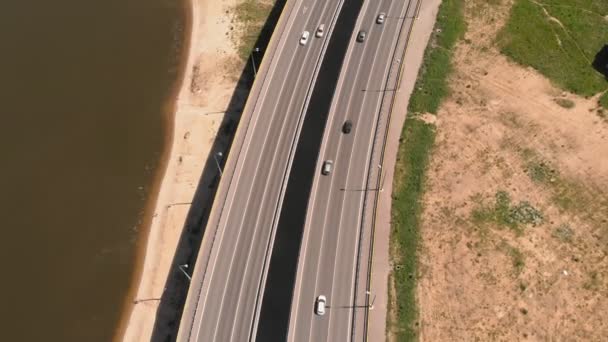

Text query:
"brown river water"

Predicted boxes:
[[0, 0, 188, 340]]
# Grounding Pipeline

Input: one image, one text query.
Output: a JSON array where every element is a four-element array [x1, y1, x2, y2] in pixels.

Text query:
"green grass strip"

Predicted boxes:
[[408, 0, 466, 115], [234, 0, 275, 61], [388, 0, 465, 340], [390, 119, 435, 341]]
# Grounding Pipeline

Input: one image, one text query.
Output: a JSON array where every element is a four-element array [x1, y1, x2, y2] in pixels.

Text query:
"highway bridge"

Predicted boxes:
[[177, 0, 420, 340]]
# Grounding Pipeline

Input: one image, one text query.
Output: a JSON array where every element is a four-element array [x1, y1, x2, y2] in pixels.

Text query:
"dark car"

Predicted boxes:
[[356, 30, 367, 42], [342, 120, 353, 133]]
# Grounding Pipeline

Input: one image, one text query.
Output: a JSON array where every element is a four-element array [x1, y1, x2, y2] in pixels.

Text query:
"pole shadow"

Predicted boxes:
[[148, 1, 287, 341]]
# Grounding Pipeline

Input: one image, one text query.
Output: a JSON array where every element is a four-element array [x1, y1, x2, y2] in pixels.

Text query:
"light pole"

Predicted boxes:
[[378, 164, 386, 192], [395, 57, 404, 92], [214, 151, 223, 176], [178, 263, 191, 281], [366, 290, 376, 310], [251, 47, 260, 77]]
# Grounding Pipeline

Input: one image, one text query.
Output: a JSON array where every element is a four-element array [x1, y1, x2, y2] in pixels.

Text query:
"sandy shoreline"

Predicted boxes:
[[113, 1, 191, 339], [119, 0, 244, 340]]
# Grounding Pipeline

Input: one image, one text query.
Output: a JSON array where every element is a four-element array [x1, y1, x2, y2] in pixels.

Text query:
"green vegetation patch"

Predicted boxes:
[[599, 92, 608, 119], [497, 0, 608, 104], [519, 150, 608, 250], [472, 191, 544, 234], [524, 154, 558, 184], [509, 246, 526, 275], [600, 91, 608, 109], [496, 240, 526, 275], [520, 149, 592, 214], [390, 119, 435, 341], [233, 0, 275, 60], [408, 0, 467, 115], [554, 97, 575, 109], [553, 223, 574, 243], [388, 0, 465, 340]]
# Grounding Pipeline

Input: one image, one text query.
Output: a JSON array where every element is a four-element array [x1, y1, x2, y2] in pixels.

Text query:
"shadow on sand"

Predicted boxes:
[[148, 1, 287, 341]]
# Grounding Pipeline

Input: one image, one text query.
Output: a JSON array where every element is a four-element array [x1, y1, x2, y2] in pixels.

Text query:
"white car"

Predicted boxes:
[[315, 295, 327, 315], [300, 31, 310, 45], [316, 24, 325, 38], [322, 160, 333, 175], [377, 12, 386, 24]]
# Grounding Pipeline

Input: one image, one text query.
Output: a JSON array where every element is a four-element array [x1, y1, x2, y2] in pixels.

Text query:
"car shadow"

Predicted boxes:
[[147, 0, 287, 341]]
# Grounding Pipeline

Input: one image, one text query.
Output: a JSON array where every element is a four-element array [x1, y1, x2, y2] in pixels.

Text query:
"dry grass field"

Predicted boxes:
[[389, 0, 608, 340]]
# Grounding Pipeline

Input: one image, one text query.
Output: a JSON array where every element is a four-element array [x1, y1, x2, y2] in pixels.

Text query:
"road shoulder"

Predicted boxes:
[[368, 0, 442, 340]]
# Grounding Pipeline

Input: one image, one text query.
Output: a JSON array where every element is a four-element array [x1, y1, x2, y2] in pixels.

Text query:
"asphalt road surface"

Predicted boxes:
[[287, 0, 419, 341], [178, 0, 419, 340], [255, 0, 365, 339], [177, 0, 347, 341]]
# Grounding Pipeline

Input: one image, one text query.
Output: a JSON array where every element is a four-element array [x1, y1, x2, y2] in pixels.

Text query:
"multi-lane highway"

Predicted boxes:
[[287, 0, 419, 341], [177, 0, 346, 340], [178, 0, 419, 340]]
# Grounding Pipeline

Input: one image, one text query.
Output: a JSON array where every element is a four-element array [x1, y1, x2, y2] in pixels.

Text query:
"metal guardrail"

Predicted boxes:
[[358, 0, 423, 340]]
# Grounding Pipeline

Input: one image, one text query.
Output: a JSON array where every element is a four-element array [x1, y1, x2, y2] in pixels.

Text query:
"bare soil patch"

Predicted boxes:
[[417, 0, 608, 340]]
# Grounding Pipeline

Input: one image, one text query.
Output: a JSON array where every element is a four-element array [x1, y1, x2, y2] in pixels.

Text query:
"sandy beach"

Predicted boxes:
[[119, 0, 247, 340]]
